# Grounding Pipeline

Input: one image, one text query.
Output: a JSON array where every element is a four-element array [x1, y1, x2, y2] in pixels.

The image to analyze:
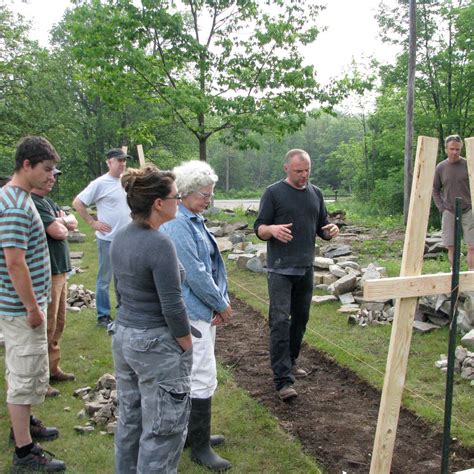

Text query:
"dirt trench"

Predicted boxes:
[[215, 295, 474, 473]]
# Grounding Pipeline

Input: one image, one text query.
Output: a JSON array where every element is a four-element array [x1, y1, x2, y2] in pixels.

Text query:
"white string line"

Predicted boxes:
[[228, 277, 474, 431]]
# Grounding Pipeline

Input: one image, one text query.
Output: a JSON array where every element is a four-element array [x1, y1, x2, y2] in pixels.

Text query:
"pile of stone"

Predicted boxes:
[[68, 230, 86, 243], [416, 293, 474, 335], [423, 231, 447, 259], [434, 344, 474, 387], [73, 373, 117, 435], [67, 284, 95, 312]]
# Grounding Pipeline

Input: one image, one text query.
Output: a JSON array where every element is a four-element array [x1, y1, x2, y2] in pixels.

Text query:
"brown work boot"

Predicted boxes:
[[291, 366, 309, 378], [46, 386, 60, 398], [278, 384, 297, 401], [50, 371, 75, 383]]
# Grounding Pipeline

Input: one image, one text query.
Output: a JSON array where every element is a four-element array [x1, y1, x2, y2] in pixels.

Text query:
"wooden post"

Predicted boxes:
[[136, 144, 146, 168], [369, 136, 438, 473], [466, 138, 474, 214], [121, 146, 128, 154]]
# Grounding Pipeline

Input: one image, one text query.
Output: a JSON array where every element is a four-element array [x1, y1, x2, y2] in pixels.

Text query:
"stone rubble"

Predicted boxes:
[[74, 374, 117, 435], [434, 345, 474, 385], [67, 284, 96, 312]]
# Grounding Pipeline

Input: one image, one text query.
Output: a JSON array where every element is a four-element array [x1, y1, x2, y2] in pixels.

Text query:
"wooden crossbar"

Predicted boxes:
[[363, 271, 474, 300]]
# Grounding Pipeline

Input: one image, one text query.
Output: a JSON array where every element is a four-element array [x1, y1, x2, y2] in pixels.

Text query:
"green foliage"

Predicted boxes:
[[61, 0, 334, 161]]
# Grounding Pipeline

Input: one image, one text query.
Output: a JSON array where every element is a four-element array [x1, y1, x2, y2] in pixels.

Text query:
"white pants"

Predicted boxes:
[[190, 319, 217, 399]]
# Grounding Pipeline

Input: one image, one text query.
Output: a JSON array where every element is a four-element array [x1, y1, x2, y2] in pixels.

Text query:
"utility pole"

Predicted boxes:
[[404, 0, 416, 224]]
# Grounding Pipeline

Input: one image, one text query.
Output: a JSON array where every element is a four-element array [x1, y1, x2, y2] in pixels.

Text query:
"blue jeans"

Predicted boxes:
[[267, 269, 314, 391], [96, 238, 112, 320]]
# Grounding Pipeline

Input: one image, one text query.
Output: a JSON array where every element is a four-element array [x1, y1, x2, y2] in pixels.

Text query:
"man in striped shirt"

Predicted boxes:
[[0, 136, 66, 471]]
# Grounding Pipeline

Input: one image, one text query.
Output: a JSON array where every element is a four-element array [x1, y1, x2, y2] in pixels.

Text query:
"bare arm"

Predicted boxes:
[[257, 223, 293, 243], [72, 197, 111, 234], [4, 247, 45, 328], [46, 220, 69, 240]]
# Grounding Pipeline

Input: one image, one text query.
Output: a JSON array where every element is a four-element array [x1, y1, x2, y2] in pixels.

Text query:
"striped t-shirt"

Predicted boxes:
[[0, 186, 51, 316]]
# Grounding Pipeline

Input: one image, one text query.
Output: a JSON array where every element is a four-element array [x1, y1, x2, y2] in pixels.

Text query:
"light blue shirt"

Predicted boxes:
[[161, 204, 229, 323]]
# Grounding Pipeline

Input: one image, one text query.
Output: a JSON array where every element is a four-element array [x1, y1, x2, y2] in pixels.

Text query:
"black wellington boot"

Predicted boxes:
[[188, 397, 231, 471]]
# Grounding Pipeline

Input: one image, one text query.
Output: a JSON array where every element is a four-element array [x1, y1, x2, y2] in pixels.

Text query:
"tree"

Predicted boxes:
[[61, 0, 332, 161], [377, 0, 473, 147]]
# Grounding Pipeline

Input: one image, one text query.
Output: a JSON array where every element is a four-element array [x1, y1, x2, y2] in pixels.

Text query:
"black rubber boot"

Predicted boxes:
[[185, 434, 225, 449], [188, 397, 231, 471]]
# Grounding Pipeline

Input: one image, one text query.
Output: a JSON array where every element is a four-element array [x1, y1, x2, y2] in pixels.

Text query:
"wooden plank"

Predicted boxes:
[[370, 136, 439, 474], [363, 271, 474, 300], [136, 144, 146, 168], [121, 146, 128, 155], [466, 137, 474, 215]]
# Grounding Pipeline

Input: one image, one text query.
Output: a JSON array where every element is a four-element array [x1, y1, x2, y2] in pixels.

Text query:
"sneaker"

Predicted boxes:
[[10, 416, 59, 443], [45, 386, 61, 398], [278, 384, 297, 401], [50, 371, 75, 382], [97, 315, 113, 328], [292, 366, 309, 378], [12, 444, 65, 472]]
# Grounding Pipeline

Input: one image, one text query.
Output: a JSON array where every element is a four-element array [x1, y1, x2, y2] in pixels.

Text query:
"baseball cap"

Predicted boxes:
[[106, 148, 131, 160]]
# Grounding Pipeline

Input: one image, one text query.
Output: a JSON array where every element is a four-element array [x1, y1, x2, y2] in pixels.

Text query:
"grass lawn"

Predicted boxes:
[[0, 219, 321, 473]]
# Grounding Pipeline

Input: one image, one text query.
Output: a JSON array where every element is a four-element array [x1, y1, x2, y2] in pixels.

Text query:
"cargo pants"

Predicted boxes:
[[112, 323, 192, 474]]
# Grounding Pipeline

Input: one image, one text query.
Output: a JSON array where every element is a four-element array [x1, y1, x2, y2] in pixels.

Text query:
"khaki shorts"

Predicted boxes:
[[0, 314, 49, 405], [442, 210, 474, 247]]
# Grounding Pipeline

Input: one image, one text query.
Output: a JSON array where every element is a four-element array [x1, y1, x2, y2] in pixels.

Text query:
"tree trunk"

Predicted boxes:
[[404, 0, 416, 225], [199, 136, 207, 161]]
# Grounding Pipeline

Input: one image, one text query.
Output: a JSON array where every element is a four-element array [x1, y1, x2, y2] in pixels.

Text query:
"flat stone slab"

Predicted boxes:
[[461, 329, 474, 350], [413, 321, 440, 333], [338, 293, 355, 305], [312, 295, 338, 304], [70, 251, 84, 259], [314, 257, 334, 269], [338, 304, 360, 313]]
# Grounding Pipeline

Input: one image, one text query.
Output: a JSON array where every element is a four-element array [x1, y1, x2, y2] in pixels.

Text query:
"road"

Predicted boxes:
[[214, 197, 336, 210], [214, 199, 261, 210]]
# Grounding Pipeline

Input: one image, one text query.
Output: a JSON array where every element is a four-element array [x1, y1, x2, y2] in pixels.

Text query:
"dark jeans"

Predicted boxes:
[[267, 268, 314, 391]]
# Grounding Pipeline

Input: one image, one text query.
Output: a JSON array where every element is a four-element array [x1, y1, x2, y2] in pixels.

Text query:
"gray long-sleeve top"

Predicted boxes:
[[433, 157, 471, 213], [110, 222, 190, 337]]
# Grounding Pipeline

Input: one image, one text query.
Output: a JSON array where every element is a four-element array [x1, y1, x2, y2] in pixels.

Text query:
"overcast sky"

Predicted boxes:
[[7, 0, 401, 89]]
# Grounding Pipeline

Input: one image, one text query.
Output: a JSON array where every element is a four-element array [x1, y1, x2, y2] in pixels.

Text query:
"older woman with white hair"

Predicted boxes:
[[161, 160, 231, 472]]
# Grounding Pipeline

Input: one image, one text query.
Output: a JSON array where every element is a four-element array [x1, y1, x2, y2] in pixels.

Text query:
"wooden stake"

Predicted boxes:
[[370, 136, 439, 473], [136, 144, 146, 168], [121, 146, 128, 154]]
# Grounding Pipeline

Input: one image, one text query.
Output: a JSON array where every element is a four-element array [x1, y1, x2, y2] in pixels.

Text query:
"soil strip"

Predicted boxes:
[[215, 295, 474, 473]]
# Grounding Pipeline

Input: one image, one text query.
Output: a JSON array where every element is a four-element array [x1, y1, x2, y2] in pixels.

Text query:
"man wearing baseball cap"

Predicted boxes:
[[73, 149, 131, 328]]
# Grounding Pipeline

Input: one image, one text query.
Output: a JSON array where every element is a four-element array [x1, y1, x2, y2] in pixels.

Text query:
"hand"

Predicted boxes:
[[91, 220, 112, 234], [64, 214, 78, 231], [212, 305, 232, 325], [27, 307, 45, 329], [322, 223, 339, 238], [271, 223, 293, 243]]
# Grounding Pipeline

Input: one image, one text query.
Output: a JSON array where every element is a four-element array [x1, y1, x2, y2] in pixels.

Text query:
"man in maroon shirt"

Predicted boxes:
[[433, 135, 474, 269]]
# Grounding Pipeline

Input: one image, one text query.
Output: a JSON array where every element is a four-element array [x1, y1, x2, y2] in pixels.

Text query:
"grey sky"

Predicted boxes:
[[8, 0, 400, 87]]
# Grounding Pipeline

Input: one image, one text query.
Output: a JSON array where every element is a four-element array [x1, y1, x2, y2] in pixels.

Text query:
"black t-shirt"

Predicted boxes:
[[31, 193, 71, 275], [254, 180, 330, 269]]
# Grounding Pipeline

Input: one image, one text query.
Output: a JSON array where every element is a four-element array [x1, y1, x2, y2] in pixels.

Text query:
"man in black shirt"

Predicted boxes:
[[254, 149, 339, 400], [32, 169, 78, 397]]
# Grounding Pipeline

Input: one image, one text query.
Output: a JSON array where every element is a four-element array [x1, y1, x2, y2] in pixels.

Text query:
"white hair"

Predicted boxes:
[[173, 160, 218, 196]]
